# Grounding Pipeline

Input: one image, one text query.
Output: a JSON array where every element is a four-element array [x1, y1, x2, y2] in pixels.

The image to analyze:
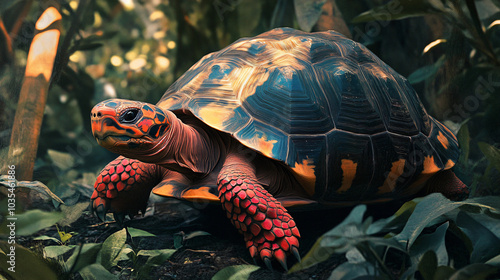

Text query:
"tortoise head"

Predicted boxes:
[[91, 99, 170, 156]]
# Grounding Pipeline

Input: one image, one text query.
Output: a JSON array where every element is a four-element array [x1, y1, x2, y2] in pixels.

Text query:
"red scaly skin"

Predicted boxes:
[[91, 156, 164, 220], [217, 156, 300, 268]]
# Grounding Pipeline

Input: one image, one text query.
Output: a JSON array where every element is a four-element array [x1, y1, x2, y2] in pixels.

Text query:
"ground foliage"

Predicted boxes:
[[1, 0, 500, 279]]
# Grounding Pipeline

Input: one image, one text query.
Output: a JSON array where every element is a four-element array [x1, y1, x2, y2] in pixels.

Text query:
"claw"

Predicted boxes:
[[263, 257, 273, 271], [95, 204, 106, 222], [113, 213, 125, 225], [274, 249, 287, 271], [277, 257, 287, 271], [291, 246, 301, 263]]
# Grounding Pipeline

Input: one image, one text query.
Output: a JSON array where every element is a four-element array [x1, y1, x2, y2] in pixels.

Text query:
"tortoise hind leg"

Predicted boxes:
[[217, 153, 300, 270], [91, 156, 168, 222], [420, 169, 469, 200]]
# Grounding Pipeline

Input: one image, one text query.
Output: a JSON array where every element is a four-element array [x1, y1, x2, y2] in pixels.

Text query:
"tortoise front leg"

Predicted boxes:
[[217, 153, 300, 270], [91, 156, 168, 222]]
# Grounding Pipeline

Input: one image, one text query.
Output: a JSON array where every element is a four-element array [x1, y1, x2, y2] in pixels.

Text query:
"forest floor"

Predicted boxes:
[[18, 198, 406, 280]]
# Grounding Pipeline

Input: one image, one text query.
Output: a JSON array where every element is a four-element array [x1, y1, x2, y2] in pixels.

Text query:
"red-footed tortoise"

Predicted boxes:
[[90, 28, 468, 270]]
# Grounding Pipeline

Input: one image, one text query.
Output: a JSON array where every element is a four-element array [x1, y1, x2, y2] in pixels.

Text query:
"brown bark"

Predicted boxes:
[[6, 5, 62, 180]]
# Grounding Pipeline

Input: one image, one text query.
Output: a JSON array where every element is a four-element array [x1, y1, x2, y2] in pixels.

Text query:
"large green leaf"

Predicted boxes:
[[328, 261, 378, 280], [211, 265, 260, 280], [58, 202, 89, 227], [100, 228, 127, 270], [351, 0, 446, 23], [294, 0, 327, 31], [0, 209, 64, 236], [457, 211, 500, 263], [0, 241, 59, 280]]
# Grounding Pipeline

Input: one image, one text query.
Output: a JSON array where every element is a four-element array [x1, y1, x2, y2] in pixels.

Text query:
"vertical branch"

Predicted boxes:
[[0, 17, 13, 66], [7, 4, 62, 180]]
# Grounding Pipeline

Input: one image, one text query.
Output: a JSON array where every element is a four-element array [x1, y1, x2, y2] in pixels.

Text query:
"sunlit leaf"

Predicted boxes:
[[100, 228, 127, 270], [136, 248, 176, 277], [127, 227, 156, 238], [212, 265, 260, 280], [294, 0, 327, 32]]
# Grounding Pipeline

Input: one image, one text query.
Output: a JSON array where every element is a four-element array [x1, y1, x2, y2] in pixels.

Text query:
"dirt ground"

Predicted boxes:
[[19, 198, 406, 280]]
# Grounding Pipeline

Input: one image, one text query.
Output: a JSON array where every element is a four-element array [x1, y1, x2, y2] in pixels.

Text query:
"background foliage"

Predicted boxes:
[[0, 0, 499, 279]]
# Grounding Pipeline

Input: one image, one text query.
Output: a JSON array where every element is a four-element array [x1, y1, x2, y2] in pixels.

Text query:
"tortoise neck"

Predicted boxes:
[[152, 111, 223, 175]]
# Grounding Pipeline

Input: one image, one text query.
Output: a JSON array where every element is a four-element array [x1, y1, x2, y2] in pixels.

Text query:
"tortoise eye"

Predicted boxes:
[[120, 109, 140, 123]]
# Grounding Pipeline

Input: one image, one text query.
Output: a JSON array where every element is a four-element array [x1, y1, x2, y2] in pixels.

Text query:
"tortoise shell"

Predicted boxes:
[[156, 28, 459, 204]]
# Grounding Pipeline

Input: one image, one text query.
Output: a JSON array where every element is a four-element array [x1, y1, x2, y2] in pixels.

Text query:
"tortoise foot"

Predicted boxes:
[[91, 156, 160, 222], [218, 176, 300, 270]]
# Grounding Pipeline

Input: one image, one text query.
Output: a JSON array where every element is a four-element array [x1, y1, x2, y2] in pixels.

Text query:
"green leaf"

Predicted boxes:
[[100, 228, 127, 270], [351, 0, 446, 23], [79, 263, 118, 280], [478, 142, 500, 172], [185, 230, 212, 240], [290, 205, 368, 272], [457, 211, 500, 263], [418, 251, 437, 280], [448, 263, 498, 280], [294, 0, 327, 32], [65, 243, 103, 273], [410, 222, 449, 266], [0, 209, 64, 236], [34, 235, 61, 243], [211, 265, 260, 280], [127, 227, 156, 238], [395, 193, 456, 248], [44, 245, 76, 259], [0, 241, 59, 280], [486, 254, 500, 266], [408, 56, 445, 84], [136, 249, 176, 278]]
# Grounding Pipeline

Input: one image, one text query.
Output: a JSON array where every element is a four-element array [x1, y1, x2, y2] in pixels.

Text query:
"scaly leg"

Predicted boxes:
[[217, 153, 300, 270], [91, 156, 168, 222]]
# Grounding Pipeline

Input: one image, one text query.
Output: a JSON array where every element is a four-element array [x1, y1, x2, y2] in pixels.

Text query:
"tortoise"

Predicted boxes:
[[90, 28, 468, 270]]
